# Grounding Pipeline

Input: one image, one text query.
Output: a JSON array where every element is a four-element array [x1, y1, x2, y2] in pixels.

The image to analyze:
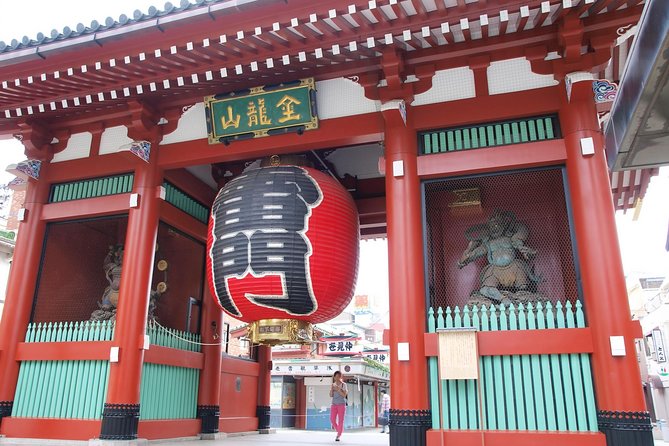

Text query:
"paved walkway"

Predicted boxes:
[[180, 429, 388, 446]]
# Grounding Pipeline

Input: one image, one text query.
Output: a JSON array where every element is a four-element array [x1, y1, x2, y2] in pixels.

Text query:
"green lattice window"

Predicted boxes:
[[419, 115, 560, 155], [49, 173, 134, 203]]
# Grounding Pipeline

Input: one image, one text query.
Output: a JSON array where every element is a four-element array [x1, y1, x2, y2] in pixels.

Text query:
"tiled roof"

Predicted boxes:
[[0, 0, 240, 54]]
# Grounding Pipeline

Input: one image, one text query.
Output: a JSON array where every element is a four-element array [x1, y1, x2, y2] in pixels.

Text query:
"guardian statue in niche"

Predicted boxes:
[[89, 245, 168, 322], [458, 210, 543, 305]]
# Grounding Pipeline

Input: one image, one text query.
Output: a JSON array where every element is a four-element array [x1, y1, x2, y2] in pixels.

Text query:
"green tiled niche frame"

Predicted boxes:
[[162, 181, 210, 224], [48, 174, 210, 224], [419, 115, 561, 155]]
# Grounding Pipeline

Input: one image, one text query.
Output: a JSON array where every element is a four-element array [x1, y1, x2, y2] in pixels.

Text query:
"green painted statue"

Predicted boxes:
[[458, 210, 542, 305]]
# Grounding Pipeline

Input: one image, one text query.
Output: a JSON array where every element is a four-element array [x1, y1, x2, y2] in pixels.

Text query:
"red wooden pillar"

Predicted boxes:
[[383, 102, 431, 446], [197, 288, 223, 436], [0, 164, 51, 425], [256, 344, 272, 431], [99, 150, 162, 440], [560, 78, 652, 446]]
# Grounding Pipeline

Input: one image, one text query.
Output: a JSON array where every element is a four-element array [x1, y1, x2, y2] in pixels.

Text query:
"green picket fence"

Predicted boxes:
[[420, 115, 559, 155], [13, 321, 201, 420], [12, 360, 110, 419], [24, 320, 115, 342], [140, 321, 201, 419], [49, 173, 134, 203], [13, 321, 114, 419], [139, 363, 200, 419], [146, 321, 201, 352], [163, 181, 210, 224], [427, 301, 598, 432]]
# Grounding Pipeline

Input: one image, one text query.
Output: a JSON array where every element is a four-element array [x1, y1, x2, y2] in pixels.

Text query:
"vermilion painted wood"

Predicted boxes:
[[163, 168, 217, 206], [220, 356, 260, 376], [219, 416, 258, 433], [197, 287, 224, 409], [137, 419, 201, 439], [105, 154, 162, 406], [416, 139, 567, 180], [15, 341, 114, 361], [426, 430, 606, 446], [561, 80, 647, 411], [0, 171, 51, 403], [0, 418, 201, 440], [159, 201, 208, 242], [257, 345, 272, 408], [41, 193, 131, 221], [423, 328, 594, 357], [143, 345, 204, 369], [384, 106, 429, 410], [46, 153, 135, 183], [0, 418, 100, 440], [158, 112, 384, 169]]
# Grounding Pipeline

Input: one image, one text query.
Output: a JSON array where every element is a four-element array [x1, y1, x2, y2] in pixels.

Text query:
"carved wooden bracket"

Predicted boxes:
[[15, 120, 71, 160], [126, 100, 162, 143], [526, 16, 616, 80], [357, 49, 435, 104]]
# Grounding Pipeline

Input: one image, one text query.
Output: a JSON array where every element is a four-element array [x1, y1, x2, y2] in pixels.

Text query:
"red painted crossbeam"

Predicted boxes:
[[427, 430, 606, 446], [16, 342, 204, 369], [423, 328, 594, 357]]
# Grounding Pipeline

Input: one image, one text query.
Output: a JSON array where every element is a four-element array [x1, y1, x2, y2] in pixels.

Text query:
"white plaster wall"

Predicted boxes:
[[488, 57, 558, 95], [413, 67, 476, 106], [315, 78, 380, 119], [99, 126, 133, 155], [161, 103, 208, 145], [51, 132, 92, 162]]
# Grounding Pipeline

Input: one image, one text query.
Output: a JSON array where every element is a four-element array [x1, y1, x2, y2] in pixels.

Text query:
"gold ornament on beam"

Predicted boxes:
[[248, 319, 314, 345]]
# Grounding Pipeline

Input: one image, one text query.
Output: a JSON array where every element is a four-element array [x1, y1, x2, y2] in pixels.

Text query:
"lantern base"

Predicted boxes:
[[248, 319, 314, 345]]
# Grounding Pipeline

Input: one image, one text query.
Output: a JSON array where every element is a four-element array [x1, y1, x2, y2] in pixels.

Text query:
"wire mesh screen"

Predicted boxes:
[[32, 216, 129, 323], [424, 168, 580, 310], [151, 222, 205, 333]]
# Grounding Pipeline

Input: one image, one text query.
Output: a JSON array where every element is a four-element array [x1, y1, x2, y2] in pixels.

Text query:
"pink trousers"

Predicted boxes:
[[330, 404, 346, 437]]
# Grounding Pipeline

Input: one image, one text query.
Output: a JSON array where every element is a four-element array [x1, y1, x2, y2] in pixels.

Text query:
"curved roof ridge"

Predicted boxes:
[[0, 0, 233, 54]]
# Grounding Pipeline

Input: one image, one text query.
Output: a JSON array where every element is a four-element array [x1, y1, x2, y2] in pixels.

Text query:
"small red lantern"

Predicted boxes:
[[206, 161, 359, 344]]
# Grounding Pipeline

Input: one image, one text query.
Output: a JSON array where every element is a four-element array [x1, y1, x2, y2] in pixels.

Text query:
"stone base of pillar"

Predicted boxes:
[[99, 404, 140, 441], [88, 439, 147, 446], [598, 411, 654, 446], [256, 405, 271, 430], [0, 401, 13, 422], [197, 405, 220, 434], [199, 432, 227, 440], [389, 409, 431, 446]]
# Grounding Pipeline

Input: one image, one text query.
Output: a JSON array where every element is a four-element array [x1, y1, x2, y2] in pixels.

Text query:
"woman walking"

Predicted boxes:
[[330, 371, 348, 442]]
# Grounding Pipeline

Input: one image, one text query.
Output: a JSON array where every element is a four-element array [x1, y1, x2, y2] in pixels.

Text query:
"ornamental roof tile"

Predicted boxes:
[[0, 0, 240, 54]]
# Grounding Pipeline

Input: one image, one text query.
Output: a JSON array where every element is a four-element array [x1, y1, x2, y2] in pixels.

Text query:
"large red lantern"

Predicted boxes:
[[206, 160, 359, 344]]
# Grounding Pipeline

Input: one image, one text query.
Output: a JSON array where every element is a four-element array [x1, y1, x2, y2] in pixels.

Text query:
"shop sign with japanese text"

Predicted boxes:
[[205, 78, 318, 143]]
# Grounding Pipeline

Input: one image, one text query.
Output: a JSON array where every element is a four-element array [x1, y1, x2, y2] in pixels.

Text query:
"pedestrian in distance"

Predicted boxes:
[[379, 390, 390, 433], [330, 370, 348, 442]]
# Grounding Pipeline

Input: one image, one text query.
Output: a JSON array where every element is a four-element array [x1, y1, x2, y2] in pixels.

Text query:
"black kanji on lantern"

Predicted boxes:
[[210, 166, 322, 317]]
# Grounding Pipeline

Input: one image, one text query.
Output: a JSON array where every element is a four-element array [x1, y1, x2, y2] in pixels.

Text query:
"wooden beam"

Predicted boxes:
[[417, 139, 566, 179], [424, 328, 594, 356], [426, 430, 606, 446], [41, 193, 132, 222], [158, 112, 384, 169]]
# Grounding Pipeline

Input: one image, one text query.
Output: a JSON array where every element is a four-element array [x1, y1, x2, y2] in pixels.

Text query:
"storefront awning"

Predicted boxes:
[[605, 0, 669, 170]]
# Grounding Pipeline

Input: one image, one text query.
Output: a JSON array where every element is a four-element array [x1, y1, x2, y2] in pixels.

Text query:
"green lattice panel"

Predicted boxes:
[[420, 116, 559, 155], [49, 173, 134, 203]]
